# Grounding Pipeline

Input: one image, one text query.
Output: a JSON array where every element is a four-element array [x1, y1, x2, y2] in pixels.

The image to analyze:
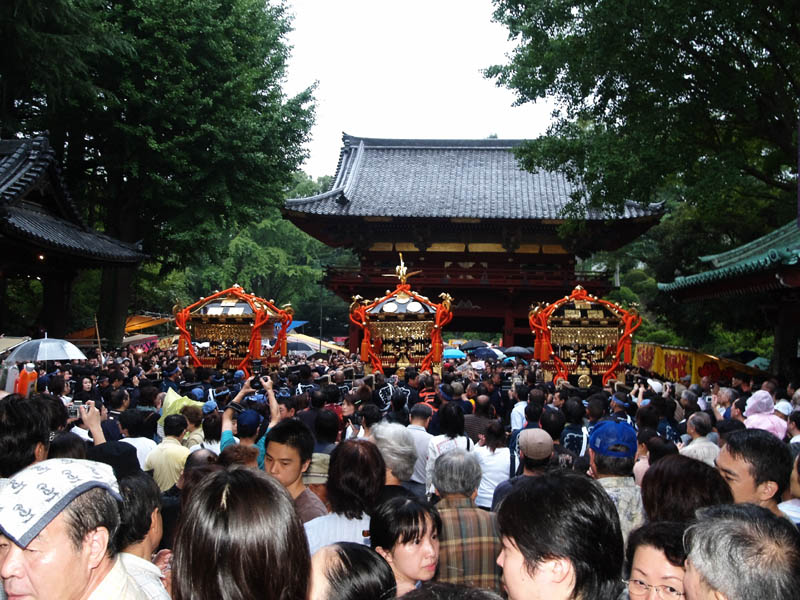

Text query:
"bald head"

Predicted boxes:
[[185, 448, 217, 471], [474, 394, 493, 418]]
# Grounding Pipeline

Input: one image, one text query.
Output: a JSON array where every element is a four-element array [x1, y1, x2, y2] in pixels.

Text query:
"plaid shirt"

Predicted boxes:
[[435, 496, 504, 594]]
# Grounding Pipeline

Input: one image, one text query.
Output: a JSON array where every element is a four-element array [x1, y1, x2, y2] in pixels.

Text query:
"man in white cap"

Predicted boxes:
[[0, 458, 146, 599]]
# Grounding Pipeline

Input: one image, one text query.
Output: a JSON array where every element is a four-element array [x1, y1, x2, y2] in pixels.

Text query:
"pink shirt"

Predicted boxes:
[[745, 414, 787, 440]]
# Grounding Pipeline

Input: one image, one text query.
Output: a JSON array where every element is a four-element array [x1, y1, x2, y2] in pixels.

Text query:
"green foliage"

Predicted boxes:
[[445, 332, 503, 345], [0, 0, 129, 138], [604, 286, 638, 307], [702, 325, 774, 360], [150, 173, 355, 339], [489, 1, 798, 221], [5, 279, 43, 333], [2, 0, 315, 341]]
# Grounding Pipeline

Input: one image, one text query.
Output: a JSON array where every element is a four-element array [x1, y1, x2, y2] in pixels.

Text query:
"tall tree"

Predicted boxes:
[[2, 0, 314, 342], [488, 0, 797, 232]]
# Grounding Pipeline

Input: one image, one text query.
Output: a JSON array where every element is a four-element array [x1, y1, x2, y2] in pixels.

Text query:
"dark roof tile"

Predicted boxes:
[[0, 137, 144, 264], [1, 205, 143, 263], [285, 134, 661, 221]]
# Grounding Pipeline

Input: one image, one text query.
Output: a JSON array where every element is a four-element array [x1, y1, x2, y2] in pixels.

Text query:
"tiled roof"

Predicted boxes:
[[658, 222, 800, 293], [1, 204, 143, 263], [285, 134, 662, 220], [0, 137, 143, 264]]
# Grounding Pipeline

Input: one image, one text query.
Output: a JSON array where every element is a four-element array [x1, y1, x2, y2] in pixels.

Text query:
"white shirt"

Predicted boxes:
[[71, 426, 93, 442], [778, 498, 800, 526], [118, 553, 170, 600], [406, 424, 433, 485], [679, 436, 720, 468], [472, 445, 511, 508], [87, 557, 148, 600], [510, 402, 527, 431], [304, 512, 371, 555], [790, 434, 800, 444], [121, 437, 157, 470], [188, 439, 222, 455], [425, 434, 473, 494]]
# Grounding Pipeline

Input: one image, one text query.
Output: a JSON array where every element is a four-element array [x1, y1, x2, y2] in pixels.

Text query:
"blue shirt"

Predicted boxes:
[[221, 429, 268, 469]]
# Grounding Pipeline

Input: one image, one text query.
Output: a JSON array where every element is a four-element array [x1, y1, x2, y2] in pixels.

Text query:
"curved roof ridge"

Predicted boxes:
[[0, 136, 86, 227], [699, 221, 800, 268], [659, 222, 800, 293], [285, 185, 346, 206], [342, 132, 525, 149]]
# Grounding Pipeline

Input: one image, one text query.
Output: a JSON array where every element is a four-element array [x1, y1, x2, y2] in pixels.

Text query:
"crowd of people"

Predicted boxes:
[[1, 344, 800, 599]]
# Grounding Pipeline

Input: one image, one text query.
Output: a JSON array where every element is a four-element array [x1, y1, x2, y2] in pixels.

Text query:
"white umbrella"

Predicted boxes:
[[3, 337, 88, 364]]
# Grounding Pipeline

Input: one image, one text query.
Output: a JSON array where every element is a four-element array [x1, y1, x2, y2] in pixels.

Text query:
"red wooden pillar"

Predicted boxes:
[[348, 321, 360, 355], [503, 306, 514, 348]]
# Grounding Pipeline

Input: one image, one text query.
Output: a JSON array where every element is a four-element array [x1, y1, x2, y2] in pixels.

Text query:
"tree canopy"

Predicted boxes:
[[488, 0, 797, 226], [2, 0, 314, 341]]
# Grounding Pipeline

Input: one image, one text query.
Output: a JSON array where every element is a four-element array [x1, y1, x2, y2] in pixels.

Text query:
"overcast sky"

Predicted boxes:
[[283, 0, 556, 179]]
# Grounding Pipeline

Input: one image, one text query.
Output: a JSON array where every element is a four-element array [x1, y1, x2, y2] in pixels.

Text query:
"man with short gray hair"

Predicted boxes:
[[371, 422, 418, 505], [683, 503, 800, 600], [712, 387, 736, 420], [680, 411, 719, 467], [432, 450, 503, 594]]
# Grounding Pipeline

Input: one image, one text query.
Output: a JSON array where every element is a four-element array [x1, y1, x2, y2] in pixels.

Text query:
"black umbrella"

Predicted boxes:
[[286, 341, 314, 353], [504, 346, 531, 357], [460, 340, 488, 351], [471, 347, 503, 360]]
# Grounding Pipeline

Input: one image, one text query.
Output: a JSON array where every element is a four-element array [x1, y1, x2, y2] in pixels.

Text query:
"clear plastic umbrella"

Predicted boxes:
[[3, 337, 87, 363]]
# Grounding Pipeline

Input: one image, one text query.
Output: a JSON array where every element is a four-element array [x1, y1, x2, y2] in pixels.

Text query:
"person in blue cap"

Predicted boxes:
[[588, 420, 644, 545], [226, 369, 246, 396]]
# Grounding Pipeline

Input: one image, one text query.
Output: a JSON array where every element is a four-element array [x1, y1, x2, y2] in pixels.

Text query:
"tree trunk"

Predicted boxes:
[[0, 276, 7, 334], [97, 266, 136, 346]]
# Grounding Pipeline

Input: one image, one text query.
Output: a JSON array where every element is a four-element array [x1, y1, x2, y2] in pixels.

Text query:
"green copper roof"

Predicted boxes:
[[658, 221, 800, 293]]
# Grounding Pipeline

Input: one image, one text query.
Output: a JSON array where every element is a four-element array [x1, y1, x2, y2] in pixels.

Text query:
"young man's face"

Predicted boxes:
[[715, 446, 766, 505], [265, 441, 308, 490], [497, 537, 567, 600]]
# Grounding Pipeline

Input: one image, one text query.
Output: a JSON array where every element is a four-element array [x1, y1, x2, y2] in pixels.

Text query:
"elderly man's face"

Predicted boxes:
[[683, 559, 716, 600], [0, 512, 95, 600]]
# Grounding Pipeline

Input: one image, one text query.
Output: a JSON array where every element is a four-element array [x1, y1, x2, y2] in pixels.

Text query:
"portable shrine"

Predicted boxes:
[[174, 285, 292, 373], [529, 285, 641, 387], [349, 255, 453, 376]]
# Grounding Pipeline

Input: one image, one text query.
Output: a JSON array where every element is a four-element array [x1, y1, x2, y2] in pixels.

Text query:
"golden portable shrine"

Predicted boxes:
[[529, 286, 641, 387], [174, 285, 293, 373], [349, 255, 453, 376]]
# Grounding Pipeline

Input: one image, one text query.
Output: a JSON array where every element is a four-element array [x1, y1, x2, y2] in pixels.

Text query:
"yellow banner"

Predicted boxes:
[[632, 343, 764, 384]]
